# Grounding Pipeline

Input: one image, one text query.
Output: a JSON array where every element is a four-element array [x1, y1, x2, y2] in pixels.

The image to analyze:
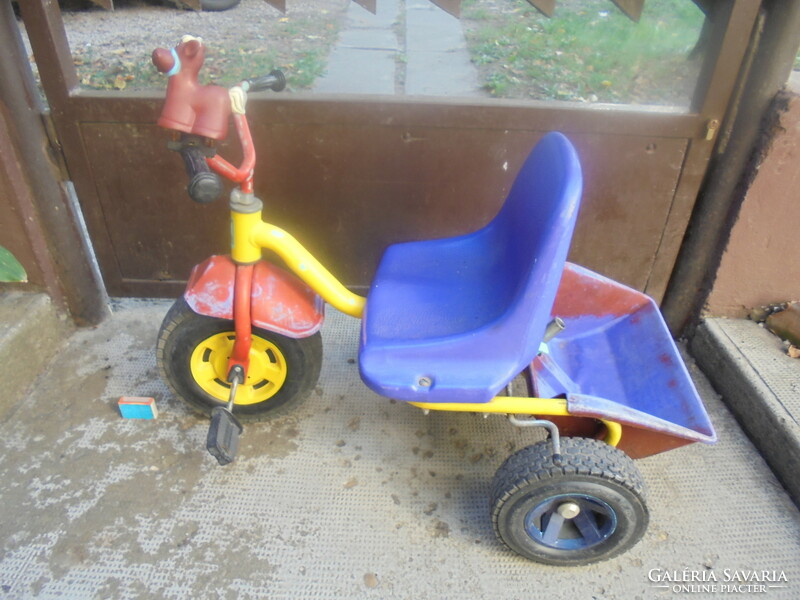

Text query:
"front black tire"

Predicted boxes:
[[157, 297, 322, 422], [491, 437, 648, 566]]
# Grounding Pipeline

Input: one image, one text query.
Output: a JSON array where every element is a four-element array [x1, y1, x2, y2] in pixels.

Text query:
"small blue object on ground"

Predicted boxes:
[[118, 397, 158, 419]]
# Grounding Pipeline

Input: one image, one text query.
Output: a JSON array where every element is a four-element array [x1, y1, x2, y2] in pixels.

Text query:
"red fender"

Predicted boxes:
[[184, 255, 324, 338]]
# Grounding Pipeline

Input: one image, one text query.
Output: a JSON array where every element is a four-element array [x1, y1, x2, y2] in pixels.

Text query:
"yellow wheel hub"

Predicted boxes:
[[189, 332, 288, 405]]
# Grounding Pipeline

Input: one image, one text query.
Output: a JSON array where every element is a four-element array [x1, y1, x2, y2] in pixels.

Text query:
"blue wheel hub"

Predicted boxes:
[[524, 493, 618, 551]]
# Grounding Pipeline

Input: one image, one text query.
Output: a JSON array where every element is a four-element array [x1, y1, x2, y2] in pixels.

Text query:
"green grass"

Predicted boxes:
[[74, 43, 327, 92], [463, 0, 706, 104]]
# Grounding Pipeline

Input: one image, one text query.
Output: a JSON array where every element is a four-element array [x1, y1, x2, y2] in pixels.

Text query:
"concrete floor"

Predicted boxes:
[[1, 300, 799, 599]]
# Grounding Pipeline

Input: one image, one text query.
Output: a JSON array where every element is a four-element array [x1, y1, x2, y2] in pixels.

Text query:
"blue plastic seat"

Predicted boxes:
[[359, 132, 583, 404]]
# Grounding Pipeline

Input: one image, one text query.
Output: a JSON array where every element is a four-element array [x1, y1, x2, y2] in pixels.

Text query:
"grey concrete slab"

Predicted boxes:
[[337, 28, 399, 51], [404, 0, 481, 96], [313, 1, 400, 95], [314, 47, 397, 94], [1, 301, 799, 598], [704, 318, 800, 416], [405, 0, 469, 52], [405, 49, 481, 96], [0, 292, 72, 421], [692, 318, 800, 504], [343, 0, 401, 30]]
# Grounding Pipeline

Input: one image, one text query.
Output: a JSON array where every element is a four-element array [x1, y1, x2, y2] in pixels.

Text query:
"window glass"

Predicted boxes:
[[43, 0, 706, 106]]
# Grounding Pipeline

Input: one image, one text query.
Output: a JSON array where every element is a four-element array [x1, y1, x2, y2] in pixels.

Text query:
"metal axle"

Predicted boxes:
[[508, 415, 562, 463]]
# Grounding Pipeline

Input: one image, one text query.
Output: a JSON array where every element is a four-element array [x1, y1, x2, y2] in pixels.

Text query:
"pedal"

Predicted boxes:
[[206, 364, 245, 466], [207, 406, 243, 466]]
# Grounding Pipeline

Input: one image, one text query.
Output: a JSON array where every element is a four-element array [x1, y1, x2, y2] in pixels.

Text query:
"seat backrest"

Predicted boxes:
[[485, 132, 583, 363]]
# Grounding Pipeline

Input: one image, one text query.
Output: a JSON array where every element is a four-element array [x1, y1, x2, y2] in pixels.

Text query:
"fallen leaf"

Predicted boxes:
[[788, 345, 800, 358], [113, 74, 126, 90]]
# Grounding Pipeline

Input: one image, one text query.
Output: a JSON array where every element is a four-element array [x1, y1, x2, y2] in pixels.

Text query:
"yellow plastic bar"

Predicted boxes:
[[603, 419, 623, 447], [410, 396, 570, 416], [251, 221, 366, 318], [410, 396, 623, 447]]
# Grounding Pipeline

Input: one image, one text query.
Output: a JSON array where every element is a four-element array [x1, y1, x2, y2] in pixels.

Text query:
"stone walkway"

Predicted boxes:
[[314, 0, 483, 96]]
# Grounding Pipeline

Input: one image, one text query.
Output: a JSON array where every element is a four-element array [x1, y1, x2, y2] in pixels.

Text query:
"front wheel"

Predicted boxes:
[[157, 297, 322, 422], [491, 437, 648, 566]]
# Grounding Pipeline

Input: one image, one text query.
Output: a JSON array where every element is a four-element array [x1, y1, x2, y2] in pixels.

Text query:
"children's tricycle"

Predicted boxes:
[[152, 37, 716, 566]]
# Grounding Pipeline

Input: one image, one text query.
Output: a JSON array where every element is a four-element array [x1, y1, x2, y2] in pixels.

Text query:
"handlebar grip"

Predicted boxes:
[[180, 145, 222, 204], [244, 70, 286, 93]]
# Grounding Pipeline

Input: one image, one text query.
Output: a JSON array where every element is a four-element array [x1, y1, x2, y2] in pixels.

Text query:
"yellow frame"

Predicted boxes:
[[232, 209, 366, 317], [230, 205, 622, 447], [410, 397, 623, 447]]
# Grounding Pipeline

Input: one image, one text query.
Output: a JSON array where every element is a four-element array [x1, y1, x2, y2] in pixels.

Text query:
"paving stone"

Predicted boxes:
[[314, 46, 397, 94]]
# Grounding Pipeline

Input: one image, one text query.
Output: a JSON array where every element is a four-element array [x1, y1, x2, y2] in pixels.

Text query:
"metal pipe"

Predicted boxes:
[[543, 317, 565, 343], [252, 221, 367, 318], [508, 415, 562, 460], [226, 367, 243, 412]]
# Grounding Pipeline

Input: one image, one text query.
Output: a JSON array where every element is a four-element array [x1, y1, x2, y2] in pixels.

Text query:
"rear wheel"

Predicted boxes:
[[491, 437, 648, 566], [157, 297, 322, 422]]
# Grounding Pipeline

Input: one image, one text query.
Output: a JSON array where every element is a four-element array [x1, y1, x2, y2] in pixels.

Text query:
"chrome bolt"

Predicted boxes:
[[418, 377, 433, 387], [557, 502, 581, 520]]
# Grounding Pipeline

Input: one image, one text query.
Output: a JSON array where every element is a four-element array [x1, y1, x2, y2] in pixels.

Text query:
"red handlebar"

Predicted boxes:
[[206, 114, 256, 193]]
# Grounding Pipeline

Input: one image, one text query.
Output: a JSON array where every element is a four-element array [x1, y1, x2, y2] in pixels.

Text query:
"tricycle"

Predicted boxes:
[[152, 36, 716, 566]]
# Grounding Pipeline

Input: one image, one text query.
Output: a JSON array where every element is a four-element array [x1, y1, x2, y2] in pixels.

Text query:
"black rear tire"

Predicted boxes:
[[157, 297, 322, 422], [200, 0, 241, 11], [491, 437, 648, 566]]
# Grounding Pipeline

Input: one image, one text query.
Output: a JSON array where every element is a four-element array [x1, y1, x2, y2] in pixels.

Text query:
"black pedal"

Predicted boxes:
[[206, 407, 244, 466]]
